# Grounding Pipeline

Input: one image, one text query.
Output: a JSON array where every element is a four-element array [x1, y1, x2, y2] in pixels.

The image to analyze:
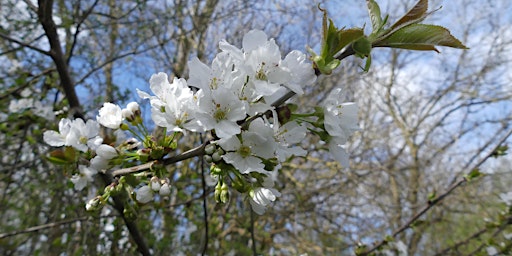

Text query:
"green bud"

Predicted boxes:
[[220, 183, 229, 203], [120, 123, 130, 131], [85, 196, 104, 212], [137, 149, 150, 162], [204, 155, 213, 163], [205, 144, 216, 155], [212, 151, 223, 162], [214, 182, 222, 203], [149, 146, 165, 160]]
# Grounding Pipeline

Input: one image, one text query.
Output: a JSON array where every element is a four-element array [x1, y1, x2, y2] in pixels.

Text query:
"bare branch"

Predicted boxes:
[[359, 127, 512, 255], [0, 32, 50, 56], [0, 217, 89, 239]]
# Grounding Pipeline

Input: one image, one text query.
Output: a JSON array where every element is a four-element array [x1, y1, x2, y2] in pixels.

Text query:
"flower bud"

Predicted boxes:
[[150, 177, 161, 192], [214, 182, 222, 203], [137, 148, 150, 162], [212, 151, 223, 162], [126, 102, 141, 117], [159, 181, 171, 196], [122, 108, 135, 122], [85, 196, 103, 211], [120, 123, 130, 131], [204, 155, 213, 163], [205, 144, 216, 155], [220, 182, 229, 204]]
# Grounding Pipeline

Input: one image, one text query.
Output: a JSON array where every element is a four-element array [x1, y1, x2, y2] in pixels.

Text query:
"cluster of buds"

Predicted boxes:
[[135, 177, 172, 204]]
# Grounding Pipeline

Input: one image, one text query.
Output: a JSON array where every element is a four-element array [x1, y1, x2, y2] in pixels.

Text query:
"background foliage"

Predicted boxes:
[[1, 0, 511, 255]]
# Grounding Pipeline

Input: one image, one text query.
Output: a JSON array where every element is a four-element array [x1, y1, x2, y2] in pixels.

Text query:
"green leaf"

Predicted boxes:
[[335, 28, 365, 55], [465, 168, 483, 181], [374, 24, 468, 52], [491, 145, 508, 158], [390, 0, 429, 30], [366, 0, 383, 33], [46, 147, 76, 165], [353, 37, 372, 57], [309, 6, 365, 74]]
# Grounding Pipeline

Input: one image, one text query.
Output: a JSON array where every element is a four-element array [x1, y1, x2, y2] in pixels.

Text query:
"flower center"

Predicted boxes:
[[214, 105, 227, 121], [238, 145, 251, 158], [255, 63, 267, 81], [210, 77, 218, 90], [79, 136, 88, 145]]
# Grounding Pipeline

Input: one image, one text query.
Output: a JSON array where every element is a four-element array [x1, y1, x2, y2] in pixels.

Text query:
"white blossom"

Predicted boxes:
[[70, 165, 98, 190], [218, 118, 276, 174], [97, 102, 123, 129], [136, 185, 153, 204], [43, 118, 102, 152], [322, 88, 359, 166], [195, 87, 246, 138], [249, 187, 281, 215]]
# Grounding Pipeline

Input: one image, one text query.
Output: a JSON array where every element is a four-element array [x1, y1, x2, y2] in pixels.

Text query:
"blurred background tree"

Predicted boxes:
[[0, 0, 511, 255]]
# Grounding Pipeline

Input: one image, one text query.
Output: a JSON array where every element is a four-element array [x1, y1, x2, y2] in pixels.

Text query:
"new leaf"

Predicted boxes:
[[374, 24, 468, 52]]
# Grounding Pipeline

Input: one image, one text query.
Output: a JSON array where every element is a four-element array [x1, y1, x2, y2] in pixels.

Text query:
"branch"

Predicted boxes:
[[0, 217, 89, 239], [37, 0, 82, 118], [0, 32, 51, 56], [359, 127, 512, 255], [99, 172, 151, 256]]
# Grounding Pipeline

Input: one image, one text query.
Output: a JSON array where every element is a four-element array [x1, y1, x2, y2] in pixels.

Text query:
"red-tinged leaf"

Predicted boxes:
[[374, 24, 468, 51], [390, 0, 429, 30]]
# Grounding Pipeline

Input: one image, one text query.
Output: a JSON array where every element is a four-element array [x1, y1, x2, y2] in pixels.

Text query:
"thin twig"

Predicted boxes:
[[250, 209, 258, 256], [359, 128, 512, 255], [200, 135, 209, 255], [0, 32, 51, 56], [0, 217, 89, 239]]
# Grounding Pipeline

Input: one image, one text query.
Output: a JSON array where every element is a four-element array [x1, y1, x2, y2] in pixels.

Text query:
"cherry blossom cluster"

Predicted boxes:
[[43, 29, 359, 215]]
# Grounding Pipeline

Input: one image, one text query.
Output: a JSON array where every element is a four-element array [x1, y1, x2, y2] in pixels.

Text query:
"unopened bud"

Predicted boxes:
[[220, 182, 229, 203], [120, 123, 130, 131], [126, 102, 140, 117], [137, 148, 150, 162], [159, 181, 171, 196], [122, 108, 135, 122], [204, 155, 213, 163], [150, 176, 161, 192], [85, 196, 103, 211], [212, 151, 223, 162], [214, 182, 222, 203], [205, 144, 216, 155]]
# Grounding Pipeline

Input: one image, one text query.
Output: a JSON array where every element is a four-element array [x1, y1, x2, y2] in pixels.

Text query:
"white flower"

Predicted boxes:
[[136, 185, 153, 204], [70, 165, 98, 190], [67, 119, 102, 152], [188, 53, 239, 92], [150, 177, 161, 192], [43, 118, 102, 152], [281, 50, 316, 95], [275, 121, 307, 162], [89, 144, 118, 172], [218, 118, 276, 174], [196, 87, 246, 138], [323, 88, 359, 144], [322, 88, 359, 166], [44, 118, 72, 147], [97, 102, 123, 129], [328, 140, 350, 168], [139, 73, 201, 133], [249, 187, 281, 215], [96, 144, 118, 159]]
